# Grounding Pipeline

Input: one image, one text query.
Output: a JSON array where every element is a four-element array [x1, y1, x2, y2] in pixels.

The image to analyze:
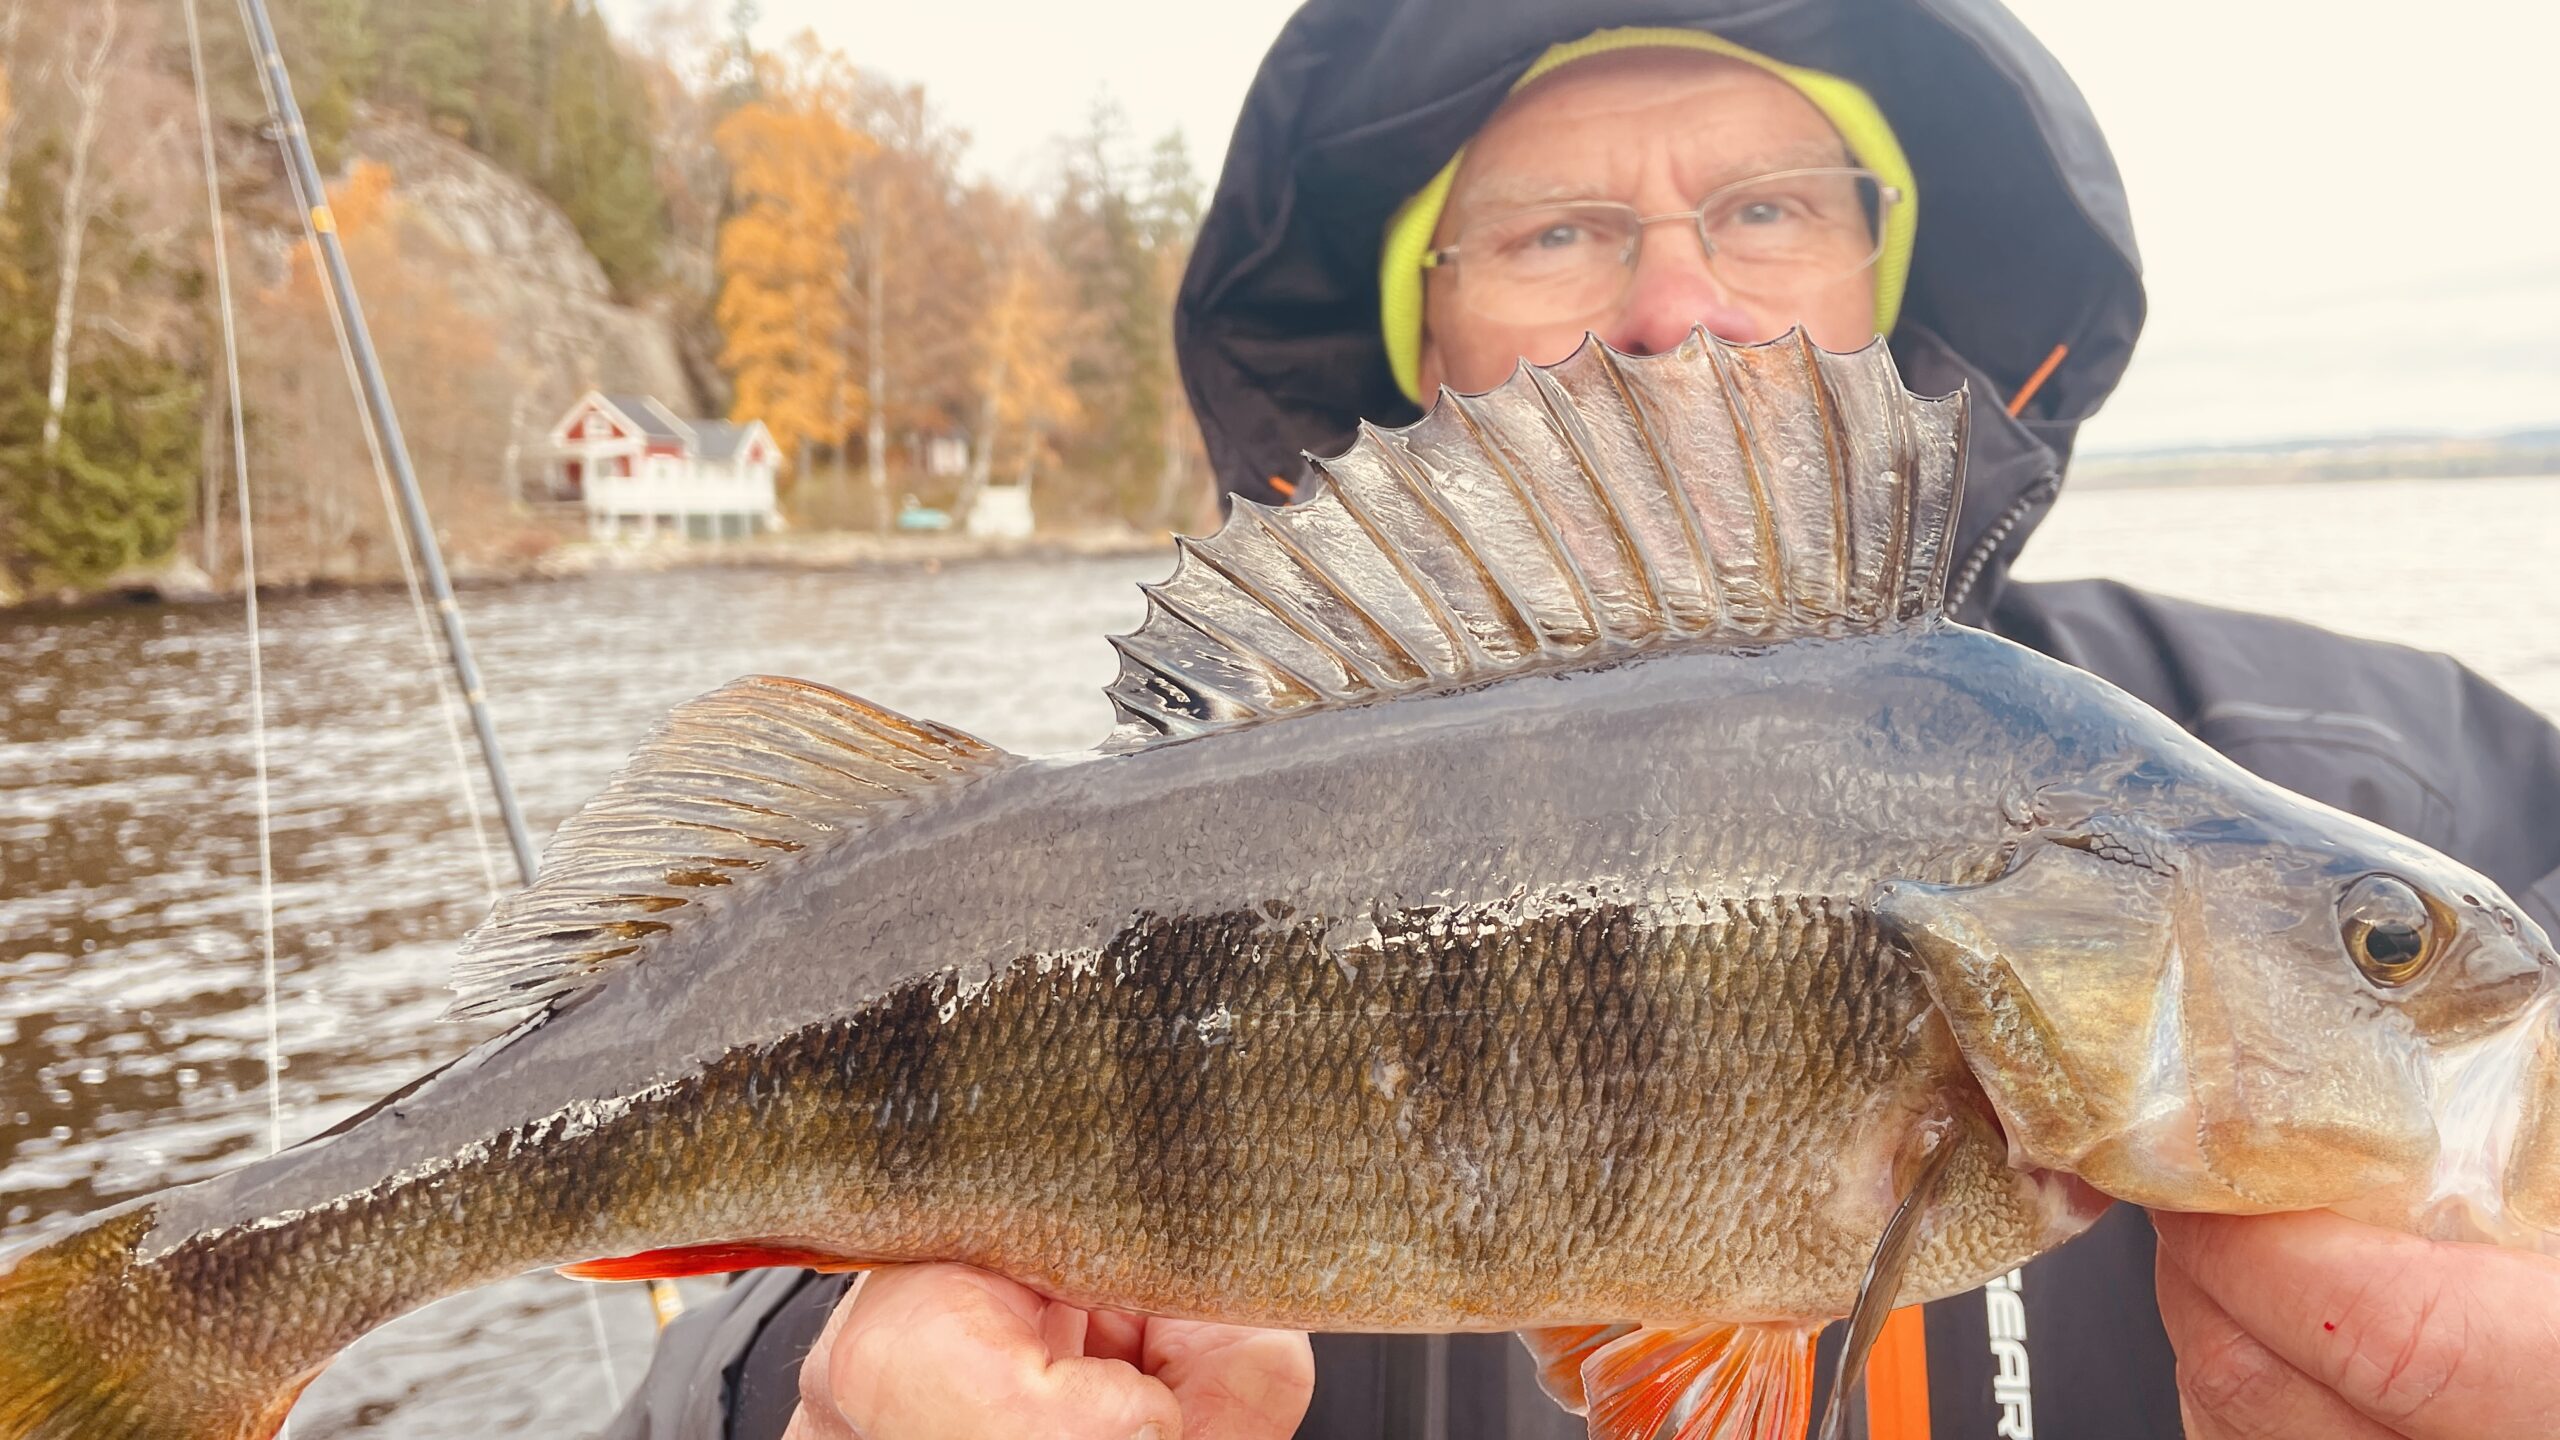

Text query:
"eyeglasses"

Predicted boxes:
[[1420, 167, 1900, 326]]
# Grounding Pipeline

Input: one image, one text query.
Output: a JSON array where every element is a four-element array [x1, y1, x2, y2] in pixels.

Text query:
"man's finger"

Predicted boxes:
[[1040, 1295, 1094, 1363], [788, 1271, 874, 1439], [1143, 1320, 1315, 1440], [2154, 1209, 2560, 1440], [823, 1263, 1045, 1429], [2154, 1232, 2398, 1440], [780, 1401, 852, 1440]]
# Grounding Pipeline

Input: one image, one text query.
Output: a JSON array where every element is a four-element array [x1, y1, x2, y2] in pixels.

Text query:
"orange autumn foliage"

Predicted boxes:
[[981, 236, 1081, 460], [712, 37, 870, 473]]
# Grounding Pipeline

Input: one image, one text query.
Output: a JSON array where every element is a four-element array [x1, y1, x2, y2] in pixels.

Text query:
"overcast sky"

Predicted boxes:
[[621, 0, 2560, 454]]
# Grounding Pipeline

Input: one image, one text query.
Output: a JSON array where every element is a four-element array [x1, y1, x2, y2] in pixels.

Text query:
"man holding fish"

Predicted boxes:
[[695, 3, 2560, 1439], [3, 3, 2554, 1439]]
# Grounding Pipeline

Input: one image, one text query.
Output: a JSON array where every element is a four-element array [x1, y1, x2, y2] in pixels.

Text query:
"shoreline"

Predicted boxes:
[[28, 465, 2551, 613], [0, 525, 1180, 617], [2068, 460, 2560, 492]]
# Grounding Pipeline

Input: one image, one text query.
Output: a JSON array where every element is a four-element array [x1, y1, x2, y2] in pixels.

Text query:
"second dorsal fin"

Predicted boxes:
[[1106, 329, 1966, 741], [447, 676, 1015, 1021]]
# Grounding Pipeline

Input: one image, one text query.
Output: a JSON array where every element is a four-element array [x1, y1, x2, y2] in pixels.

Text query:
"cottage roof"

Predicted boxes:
[[601, 393, 691, 444], [692, 421, 756, 462]]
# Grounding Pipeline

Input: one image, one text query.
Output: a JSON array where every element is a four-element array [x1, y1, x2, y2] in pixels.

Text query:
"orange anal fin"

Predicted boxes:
[[1579, 1321, 1819, 1440], [559, 1243, 877, 1282], [1519, 1323, 1639, 1414]]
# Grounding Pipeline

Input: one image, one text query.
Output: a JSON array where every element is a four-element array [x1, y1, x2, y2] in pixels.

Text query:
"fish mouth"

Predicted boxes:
[[2330, 995, 2560, 1254]]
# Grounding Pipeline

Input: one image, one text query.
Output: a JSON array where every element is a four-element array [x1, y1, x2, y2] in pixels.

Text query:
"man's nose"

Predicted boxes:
[[1600, 225, 1761, 356]]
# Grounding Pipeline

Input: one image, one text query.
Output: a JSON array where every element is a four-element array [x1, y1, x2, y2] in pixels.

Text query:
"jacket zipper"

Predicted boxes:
[[1949, 469, 2061, 614]]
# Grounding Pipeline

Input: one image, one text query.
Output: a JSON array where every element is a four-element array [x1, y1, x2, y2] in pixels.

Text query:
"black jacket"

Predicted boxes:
[[606, 1, 2560, 1435]]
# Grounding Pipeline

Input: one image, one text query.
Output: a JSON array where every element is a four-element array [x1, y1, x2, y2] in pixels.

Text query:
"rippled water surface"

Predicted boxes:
[[1, 476, 2553, 1436], [0, 554, 1162, 1436]]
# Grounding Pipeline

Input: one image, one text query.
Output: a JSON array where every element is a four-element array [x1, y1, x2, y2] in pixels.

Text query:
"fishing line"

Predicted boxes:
[[185, 8, 292, 1427], [181, 0, 280, 1168], [222, 0, 624, 1408]]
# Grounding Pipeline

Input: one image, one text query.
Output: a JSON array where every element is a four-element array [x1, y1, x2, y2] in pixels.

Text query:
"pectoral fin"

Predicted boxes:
[[1816, 1112, 1959, 1440], [1561, 1321, 1817, 1440]]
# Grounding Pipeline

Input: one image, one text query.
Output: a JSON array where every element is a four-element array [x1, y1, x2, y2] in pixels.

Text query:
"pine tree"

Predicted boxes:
[[8, 381, 196, 587], [473, 0, 541, 167], [371, 2, 485, 137], [541, 3, 667, 297], [1048, 105, 1199, 523]]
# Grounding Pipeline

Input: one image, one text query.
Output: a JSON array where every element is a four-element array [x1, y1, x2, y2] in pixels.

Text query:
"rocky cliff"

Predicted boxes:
[[342, 120, 700, 453]]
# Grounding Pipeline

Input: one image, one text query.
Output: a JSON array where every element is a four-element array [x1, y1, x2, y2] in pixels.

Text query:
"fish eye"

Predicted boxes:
[[2339, 874, 2439, 986]]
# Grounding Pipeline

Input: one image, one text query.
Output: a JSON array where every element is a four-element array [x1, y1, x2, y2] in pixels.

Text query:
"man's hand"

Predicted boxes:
[[783, 1262, 1315, 1440], [2153, 1208, 2560, 1439]]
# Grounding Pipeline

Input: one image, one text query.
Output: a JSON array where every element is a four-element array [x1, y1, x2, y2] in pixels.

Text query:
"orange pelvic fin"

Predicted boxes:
[[558, 1243, 877, 1282], [1518, 1323, 1639, 1413], [1576, 1320, 1820, 1440]]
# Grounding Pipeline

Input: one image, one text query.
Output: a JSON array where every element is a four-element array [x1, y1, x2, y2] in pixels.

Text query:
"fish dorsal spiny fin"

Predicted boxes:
[[448, 675, 1015, 1021], [1106, 329, 1967, 742]]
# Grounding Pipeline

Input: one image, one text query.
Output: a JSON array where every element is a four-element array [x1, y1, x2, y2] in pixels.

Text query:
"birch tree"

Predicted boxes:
[[843, 79, 972, 529], [39, 0, 115, 458]]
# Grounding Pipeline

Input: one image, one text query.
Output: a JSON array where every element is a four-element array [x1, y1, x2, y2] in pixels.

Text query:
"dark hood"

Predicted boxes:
[[1175, 0, 2145, 618]]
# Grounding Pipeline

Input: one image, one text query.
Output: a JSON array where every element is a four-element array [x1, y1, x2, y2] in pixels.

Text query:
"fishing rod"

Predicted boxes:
[[233, 0, 539, 887], [228, 0, 691, 1351]]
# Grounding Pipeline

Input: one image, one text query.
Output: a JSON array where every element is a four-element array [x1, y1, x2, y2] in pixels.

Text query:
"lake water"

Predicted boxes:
[[1, 475, 2554, 1435]]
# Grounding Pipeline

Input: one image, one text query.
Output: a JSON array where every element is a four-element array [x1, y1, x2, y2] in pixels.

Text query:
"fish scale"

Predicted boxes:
[[6, 333, 2556, 1440]]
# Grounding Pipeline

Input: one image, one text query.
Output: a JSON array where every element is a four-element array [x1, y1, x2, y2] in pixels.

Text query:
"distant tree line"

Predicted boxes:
[[704, 33, 1203, 533], [0, 0, 1207, 599], [260, 0, 668, 297], [0, 0, 199, 598]]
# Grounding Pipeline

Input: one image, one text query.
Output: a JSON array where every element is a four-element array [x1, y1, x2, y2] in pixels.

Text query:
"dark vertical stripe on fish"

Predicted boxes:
[[1389, 903, 1513, 1270], [1111, 911, 1247, 1267], [1559, 903, 1666, 1249], [859, 976, 949, 1186]]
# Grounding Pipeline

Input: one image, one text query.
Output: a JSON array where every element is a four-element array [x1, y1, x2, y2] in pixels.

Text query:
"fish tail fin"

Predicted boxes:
[[0, 1209, 315, 1440], [1573, 1320, 1819, 1440]]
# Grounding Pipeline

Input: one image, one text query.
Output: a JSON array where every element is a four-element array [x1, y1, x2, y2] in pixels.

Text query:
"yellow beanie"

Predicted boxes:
[[1379, 26, 1919, 402]]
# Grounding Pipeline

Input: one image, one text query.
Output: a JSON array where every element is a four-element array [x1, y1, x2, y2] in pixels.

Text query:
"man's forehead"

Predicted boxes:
[[1442, 51, 1850, 221], [1448, 137, 1853, 219]]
